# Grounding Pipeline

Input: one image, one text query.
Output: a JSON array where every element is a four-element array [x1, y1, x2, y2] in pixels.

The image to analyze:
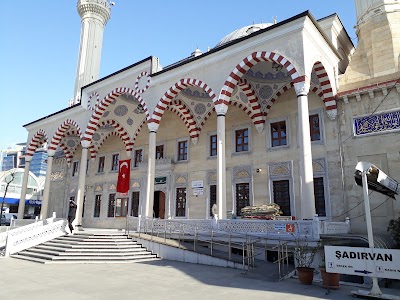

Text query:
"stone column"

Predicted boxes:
[[75, 142, 89, 228], [294, 80, 316, 219], [145, 123, 158, 218], [216, 104, 228, 219], [39, 150, 55, 219], [17, 157, 32, 219]]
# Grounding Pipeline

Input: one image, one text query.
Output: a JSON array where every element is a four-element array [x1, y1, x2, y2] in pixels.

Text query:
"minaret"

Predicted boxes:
[[73, 0, 111, 104], [341, 0, 400, 89]]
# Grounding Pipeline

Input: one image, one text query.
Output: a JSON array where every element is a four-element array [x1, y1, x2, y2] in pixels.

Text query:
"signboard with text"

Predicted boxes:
[[325, 246, 400, 280]]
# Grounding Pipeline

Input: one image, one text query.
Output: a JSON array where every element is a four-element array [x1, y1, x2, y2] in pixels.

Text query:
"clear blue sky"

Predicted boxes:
[[0, 1, 357, 150]]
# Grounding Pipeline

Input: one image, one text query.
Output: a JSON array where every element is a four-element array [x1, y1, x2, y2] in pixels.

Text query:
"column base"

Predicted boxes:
[[75, 225, 84, 231]]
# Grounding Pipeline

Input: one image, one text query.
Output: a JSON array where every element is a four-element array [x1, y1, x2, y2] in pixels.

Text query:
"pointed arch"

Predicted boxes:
[[150, 78, 216, 128], [217, 51, 301, 106], [168, 99, 199, 139], [238, 78, 264, 126], [90, 120, 133, 159], [26, 129, 48, 157], [83, 87, 148, 142], [312, 61, 336, 117], [49, 119, 82, 151]]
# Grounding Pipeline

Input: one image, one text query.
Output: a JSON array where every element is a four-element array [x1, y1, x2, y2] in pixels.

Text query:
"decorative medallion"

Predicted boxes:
[[194, 103, 206, 115], [236, 170, 250, 178], [114, 105, 128, 116], [66, 140, 76, 147], [103, 111, 110, 118], [120, 93, 139, 104], [95, 184, 103, 192], [109, 183, 116, 191], [239, 92, 247, 103], [269, 163, 291, 177], [127, 118, 134, 126], [134, 71, 151, 93], [176, 176, 187, 184], [311, 72, 319, 86], [258, 85, 273, 99]]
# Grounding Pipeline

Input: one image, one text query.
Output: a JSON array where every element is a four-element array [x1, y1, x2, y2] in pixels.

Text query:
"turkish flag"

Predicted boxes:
[[117, 159, 130, 193]]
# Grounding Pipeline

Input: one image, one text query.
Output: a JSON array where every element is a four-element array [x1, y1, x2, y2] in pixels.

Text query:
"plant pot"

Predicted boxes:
[[320, 268, 340, 289], [297, 267, 314, 285]]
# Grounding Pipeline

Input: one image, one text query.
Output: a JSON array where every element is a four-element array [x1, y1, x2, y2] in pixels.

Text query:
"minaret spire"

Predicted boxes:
[[73, 0, 111, 105]]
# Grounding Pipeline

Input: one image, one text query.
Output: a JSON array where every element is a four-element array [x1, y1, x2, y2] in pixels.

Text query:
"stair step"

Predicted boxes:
[[16, 251, 157, 261], [57, 237, 132, 243], [35, 245, 144, 253], [11, 254, 160, 264], [43, 242, 141, 249], [26, 248, 151, 256]]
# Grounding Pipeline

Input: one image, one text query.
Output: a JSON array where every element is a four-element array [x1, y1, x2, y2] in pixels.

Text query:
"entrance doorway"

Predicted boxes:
[[153, 191, 166, 219]]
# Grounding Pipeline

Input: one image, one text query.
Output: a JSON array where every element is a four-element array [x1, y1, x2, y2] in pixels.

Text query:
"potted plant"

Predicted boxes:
[[293, 240, 321, 285], [319, 246, 340, 289]]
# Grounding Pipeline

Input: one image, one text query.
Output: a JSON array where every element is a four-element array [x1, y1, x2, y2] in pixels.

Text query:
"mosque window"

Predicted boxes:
[[176, 187, 186, 217], [314, 177, 326, 216], [156, 145, 164, 159], [72, 161, 79, 177], [134, 149, 143, 167], [209, 185, 217, 217], [210, 135, 217, 157], [235, 183, 250, 216], [177, 140, 188, 161], [108, 193, 116, 217], [94, 195, 101, 218], [98, 156, 105, 173], [111, 154, 119, 171], [272, 180, 291, 216], [131, 191, 140, 217], [309, 114, 321, 141], [235, 129, 249, 152], [271, 121, 287, 147]]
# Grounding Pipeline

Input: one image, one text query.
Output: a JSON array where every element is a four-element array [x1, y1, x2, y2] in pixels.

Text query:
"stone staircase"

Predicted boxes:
[[10, 232, 159, 264]]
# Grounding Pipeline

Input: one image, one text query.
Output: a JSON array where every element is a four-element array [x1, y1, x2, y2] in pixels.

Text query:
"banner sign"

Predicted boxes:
[[155, 177, 167, 184], [325, 246, 400, 280]]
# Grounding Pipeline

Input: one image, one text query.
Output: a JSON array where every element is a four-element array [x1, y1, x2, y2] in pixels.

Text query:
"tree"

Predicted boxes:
[[1, 171, 16, 221]]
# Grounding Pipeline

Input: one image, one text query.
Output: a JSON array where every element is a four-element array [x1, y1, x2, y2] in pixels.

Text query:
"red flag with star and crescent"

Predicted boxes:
[[117, 159, 130, 193]]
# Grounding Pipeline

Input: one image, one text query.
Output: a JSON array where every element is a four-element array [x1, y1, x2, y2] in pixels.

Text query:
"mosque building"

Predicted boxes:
[[17, 0, 400, 235]]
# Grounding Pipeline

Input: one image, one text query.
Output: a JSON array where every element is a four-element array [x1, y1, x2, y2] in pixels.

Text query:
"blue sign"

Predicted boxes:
[[2, 197, 42, 207], [354, 110, 400, 136]]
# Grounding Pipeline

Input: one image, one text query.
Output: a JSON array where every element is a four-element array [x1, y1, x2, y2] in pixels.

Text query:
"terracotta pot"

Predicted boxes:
[[320, 268, 340, 289], [297, 267, 314, 285]]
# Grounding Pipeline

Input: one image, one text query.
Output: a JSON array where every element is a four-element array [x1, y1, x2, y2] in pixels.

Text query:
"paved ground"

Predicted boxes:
[[1, 257, 399, 300]]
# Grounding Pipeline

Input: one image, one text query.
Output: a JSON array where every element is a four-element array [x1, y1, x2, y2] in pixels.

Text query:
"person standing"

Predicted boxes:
[[68, 200, 77, 233]]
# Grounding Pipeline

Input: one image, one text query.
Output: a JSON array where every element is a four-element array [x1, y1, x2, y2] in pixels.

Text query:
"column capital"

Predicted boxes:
[[25, 155, 33, 162], [81, 140, 91, 149], [293, 77, 310, 97], [215, 104, 228, 116], [147, 121, 159, 133], [47, 150, 56, 157]]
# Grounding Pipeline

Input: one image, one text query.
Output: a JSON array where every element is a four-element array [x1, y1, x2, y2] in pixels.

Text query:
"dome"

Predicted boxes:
[[215, 23, 273, 47]]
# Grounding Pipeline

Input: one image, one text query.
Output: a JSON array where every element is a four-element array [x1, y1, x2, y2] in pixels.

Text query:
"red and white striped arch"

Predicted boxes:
[[48, 119, 82, 152], [263, 82, 325, 117], [26, 129, 48, 158], [59, 133, 81, 165], [87, 92, 100, 111], [90, 119, 133, 159], [312, 62, 336, 112], [216, 51, 301, 106], [238, 78, 264, 126], [131, 118, 146, 146], [83, 87, 148, 143], [168, 99, 199, 139], [149, 78, 216, 126]]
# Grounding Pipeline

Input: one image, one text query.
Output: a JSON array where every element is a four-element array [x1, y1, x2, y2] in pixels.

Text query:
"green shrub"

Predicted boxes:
[[387, 216, 400, 247]]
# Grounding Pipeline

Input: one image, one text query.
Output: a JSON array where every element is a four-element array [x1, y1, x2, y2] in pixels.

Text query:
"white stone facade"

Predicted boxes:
[[19, 2, 400, 235]]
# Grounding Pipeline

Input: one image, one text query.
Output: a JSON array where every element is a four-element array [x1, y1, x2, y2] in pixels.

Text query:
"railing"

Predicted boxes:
[[2, 216, 68, 256]]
